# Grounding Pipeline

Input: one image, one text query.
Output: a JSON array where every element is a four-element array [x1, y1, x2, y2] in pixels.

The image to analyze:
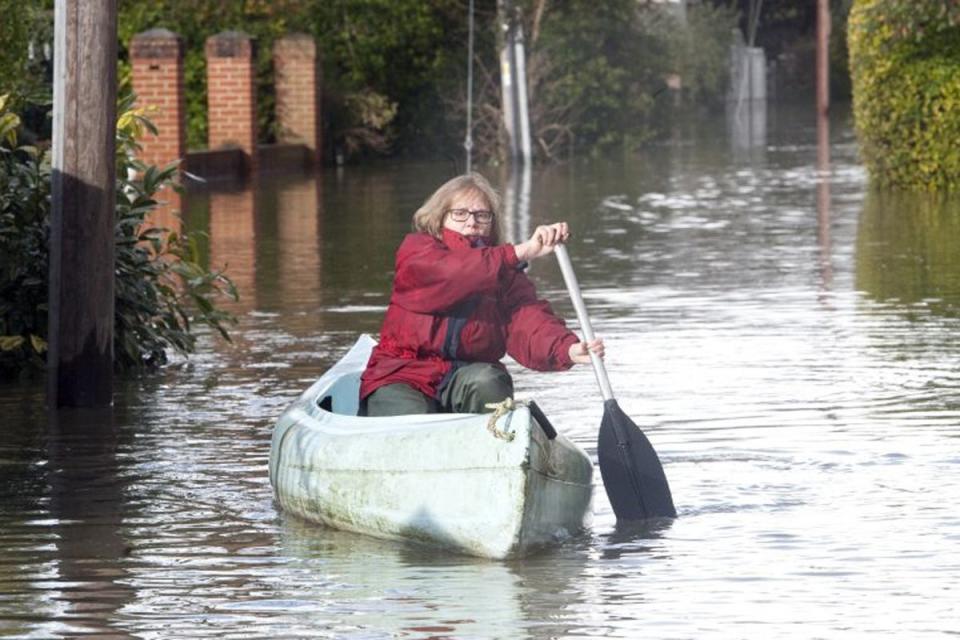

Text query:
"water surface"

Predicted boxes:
[[2, 104, 959, 638]]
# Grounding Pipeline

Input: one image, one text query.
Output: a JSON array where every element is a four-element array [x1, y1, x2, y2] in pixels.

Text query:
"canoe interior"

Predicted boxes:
[[316, 369, 361, 416]]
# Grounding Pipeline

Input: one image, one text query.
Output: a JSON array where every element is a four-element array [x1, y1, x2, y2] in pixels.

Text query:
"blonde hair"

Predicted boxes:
[[412, 172, 503, 245]]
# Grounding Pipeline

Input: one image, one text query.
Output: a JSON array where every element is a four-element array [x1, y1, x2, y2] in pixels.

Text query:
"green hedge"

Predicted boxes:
[[848, 0, 960, 189]]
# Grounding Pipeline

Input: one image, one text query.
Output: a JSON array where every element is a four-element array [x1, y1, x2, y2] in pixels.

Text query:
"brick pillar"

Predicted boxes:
[[273, 33, 323, 167], [130, 28, 186, 170], [205, 31, 257, 175]]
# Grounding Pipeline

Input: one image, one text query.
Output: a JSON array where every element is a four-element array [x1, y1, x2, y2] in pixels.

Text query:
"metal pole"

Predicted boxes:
[[514, 24, 533, 163], [498, 0, 519, 161], [464, 0, 475, 173], [554, 245, 615, 401]]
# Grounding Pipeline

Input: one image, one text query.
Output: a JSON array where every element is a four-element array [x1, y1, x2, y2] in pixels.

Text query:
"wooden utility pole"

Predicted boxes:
[[816, 0, 830, 116], [48, 0, 118, 408]]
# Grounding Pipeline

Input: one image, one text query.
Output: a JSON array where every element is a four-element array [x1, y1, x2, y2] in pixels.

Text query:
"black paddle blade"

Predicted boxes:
[[597, 399, 677, 520]]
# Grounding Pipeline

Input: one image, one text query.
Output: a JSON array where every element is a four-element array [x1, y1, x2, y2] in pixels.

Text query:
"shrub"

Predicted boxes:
[[654, 2, 738, 107], [848, 0, 960, 189], [0, 98, 49, 375], [0, 1, 53, 111], [0, 94, 237, 379], [113, 94, 238, 370]]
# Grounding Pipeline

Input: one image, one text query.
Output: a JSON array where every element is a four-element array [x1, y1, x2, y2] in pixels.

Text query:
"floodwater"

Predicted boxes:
[[3, 102, 960, 638]]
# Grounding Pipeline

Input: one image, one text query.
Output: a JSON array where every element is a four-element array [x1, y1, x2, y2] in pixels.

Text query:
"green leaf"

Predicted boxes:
[[0, 335, 25, 351], [29, 334, 47, 354]]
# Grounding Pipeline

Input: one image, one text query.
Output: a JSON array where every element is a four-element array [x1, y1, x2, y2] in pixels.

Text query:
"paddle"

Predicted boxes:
[[554, 244, 677, 520]]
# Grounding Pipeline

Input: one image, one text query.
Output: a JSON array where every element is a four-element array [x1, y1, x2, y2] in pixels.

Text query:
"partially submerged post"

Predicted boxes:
[[48, 0, 118, 408]]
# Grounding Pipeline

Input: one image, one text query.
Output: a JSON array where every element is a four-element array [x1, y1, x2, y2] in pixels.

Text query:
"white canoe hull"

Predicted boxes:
[[268, 336, 594, 559]]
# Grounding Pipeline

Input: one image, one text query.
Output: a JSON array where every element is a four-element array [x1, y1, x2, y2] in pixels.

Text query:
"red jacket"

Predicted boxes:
[[359, 228, 579, 401]]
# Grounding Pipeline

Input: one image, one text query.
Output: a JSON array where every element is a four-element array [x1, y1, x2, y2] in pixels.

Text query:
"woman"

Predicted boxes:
[[359, 172, 604, 416]]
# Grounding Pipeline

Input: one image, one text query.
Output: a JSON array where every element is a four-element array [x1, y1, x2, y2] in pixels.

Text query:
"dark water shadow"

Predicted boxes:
[[43, 408, 136, 637], [598, 517, 675, 561]]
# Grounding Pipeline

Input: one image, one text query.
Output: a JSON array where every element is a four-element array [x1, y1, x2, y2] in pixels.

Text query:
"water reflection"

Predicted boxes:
[[502, 163, 533, 244], [274, 176, 324, 309], [279, 518, 527, 637], [817, 109, 833, 293], [208, 184, 259, 312], [727, 98, 767, 163], [0, 406, 135, 638], [599, 519, 674, 561], [856, 189, 960, 315], [46, 410, 135, 638]]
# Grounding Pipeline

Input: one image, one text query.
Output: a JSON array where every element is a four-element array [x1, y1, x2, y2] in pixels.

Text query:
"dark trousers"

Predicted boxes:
[[363, 363, 514, 416]]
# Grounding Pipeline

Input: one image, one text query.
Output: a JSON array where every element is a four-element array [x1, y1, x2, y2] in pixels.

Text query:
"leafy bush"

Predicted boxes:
[[848, 0, 960, 189], [647, 2, 738, 108], [113, 95, 238, 369], [0, 1, 53, 111], [0, 99, 49, 375], [533, 0, 656, 155], [0, 94, 236, 379]]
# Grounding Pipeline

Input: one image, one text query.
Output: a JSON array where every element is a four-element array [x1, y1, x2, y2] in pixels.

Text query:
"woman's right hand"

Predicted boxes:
[[514, 222, 570, 262]]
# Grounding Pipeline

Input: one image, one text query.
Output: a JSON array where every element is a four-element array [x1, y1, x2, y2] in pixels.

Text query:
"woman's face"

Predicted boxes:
[[442, 190, 494, 238]]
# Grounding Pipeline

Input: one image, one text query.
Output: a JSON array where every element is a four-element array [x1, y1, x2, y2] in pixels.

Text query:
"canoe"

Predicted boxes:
[[268, 335, 594, 559]]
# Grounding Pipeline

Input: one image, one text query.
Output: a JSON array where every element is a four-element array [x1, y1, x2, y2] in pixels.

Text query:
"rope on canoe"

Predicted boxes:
[[484, 397, 526, 441]]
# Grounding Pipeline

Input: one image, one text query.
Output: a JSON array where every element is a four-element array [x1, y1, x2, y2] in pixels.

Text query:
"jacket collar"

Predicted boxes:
[[441, 227, 490, 249]]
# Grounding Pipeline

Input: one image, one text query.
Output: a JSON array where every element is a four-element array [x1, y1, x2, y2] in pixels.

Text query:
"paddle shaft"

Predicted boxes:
[[554, 244, 615, 401], [555, 245, 677, 519]]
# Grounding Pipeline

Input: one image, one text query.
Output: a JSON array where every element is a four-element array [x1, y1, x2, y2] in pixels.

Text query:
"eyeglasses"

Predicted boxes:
[[446, 208, 494, 224]]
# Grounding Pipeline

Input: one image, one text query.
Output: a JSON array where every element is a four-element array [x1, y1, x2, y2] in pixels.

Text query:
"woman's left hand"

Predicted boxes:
[[569, 338, 604, 365], [514, 222, 571, 262]]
